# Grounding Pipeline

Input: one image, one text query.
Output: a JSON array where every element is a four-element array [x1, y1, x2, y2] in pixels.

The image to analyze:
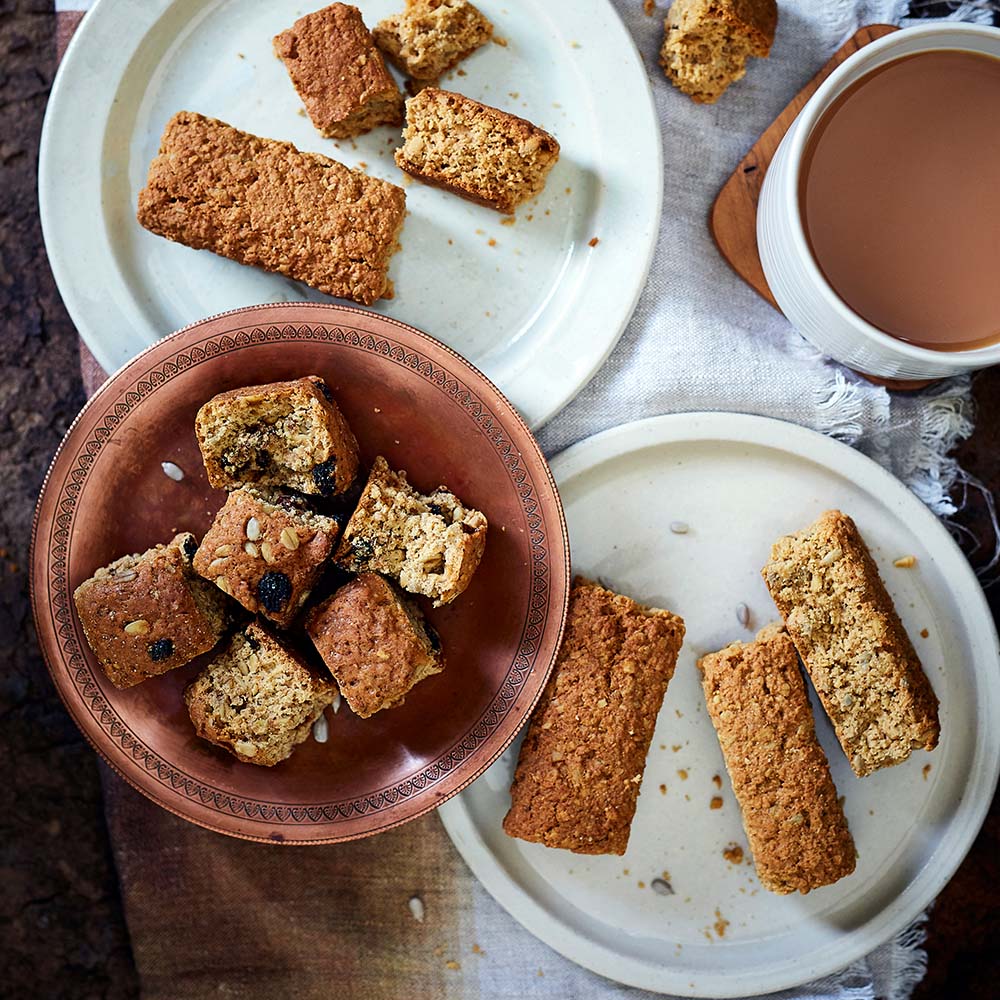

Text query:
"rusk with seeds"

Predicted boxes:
[[373, 0, 493, 83], [762, 509, 939, 777], [306, 572, 443, 718], [503, 577, 685, 855], [698, 624, 856, 894], [185, 623, 337, 766], [137, 111, 406, 304], [335, 456, 487, 606], [195, 376, 360, 496], [194, 488, 340, 628], [274, 3, 404, 138], [73, 532, 230, 689]]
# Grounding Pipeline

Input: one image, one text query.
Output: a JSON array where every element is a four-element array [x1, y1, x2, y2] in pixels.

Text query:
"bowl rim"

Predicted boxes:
[[29, 301, 571, 844], [785, 22, 1000, 370]]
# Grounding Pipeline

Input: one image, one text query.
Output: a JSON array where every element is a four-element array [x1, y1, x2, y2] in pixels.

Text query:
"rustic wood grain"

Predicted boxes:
[[0, 3, 138, 997]]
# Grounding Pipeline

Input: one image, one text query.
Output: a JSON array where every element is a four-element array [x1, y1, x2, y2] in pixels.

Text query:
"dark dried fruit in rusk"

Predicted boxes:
[[244, 631, 260, 651], [148, 638, 174, 661], [315, 380, 334, 402], [348, 537, 375, 562], [258, 571, 293, 613], [182, 535, 198, 559], [311, 458, 339, 496], [427, 624, 442, 654], [275, 492, 306, 513]]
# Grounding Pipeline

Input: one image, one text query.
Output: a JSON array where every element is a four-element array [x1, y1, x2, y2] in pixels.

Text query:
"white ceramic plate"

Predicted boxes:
[[38, 0, 661, 428], [438, 412, 1000, 997]]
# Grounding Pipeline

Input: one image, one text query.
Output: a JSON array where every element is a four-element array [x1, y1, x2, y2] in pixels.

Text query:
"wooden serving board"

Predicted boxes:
[[710, 24, 932, 391]]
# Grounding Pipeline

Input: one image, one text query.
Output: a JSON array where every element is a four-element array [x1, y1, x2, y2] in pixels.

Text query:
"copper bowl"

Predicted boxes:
[[31, 304, 570, 843]]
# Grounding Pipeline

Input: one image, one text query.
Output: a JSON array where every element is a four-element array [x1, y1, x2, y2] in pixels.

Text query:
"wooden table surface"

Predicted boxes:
[[0, 3, 996, 997]]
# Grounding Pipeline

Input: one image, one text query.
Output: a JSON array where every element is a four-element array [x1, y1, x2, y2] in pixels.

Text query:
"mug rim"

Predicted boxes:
[[786, 22, 1000, 370]]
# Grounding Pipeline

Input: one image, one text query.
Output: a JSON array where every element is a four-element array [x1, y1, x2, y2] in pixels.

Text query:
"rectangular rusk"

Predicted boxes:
[[698, 624, 856, 894], [503, 577, 685, 855], [137, 111, 406, 305], [762, 510, 940, 777], [394, 89, 559, 214]]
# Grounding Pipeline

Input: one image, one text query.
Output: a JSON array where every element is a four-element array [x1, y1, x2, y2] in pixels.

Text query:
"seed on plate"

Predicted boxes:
[[214, 544, 234, 557], [244, 542, 259, 557], [160, 461, 184, 482], [280, 527, 300, 550], [669, 521, 689, 535], [735, 603, 751, 628], [245, 517, 262, 541], [312, 715, 329, 743], [650, 878, 674, 896], [408, 895, 425, 923], [893, 555, 917, 568], [332, 690, 342, 714], [124, 619, 150, 636]]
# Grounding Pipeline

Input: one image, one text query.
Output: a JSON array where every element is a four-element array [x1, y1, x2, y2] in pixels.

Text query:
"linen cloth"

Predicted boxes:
[[51, 1, 991, 998]]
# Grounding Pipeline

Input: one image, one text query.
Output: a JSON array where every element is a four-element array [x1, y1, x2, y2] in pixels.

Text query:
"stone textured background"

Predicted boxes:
[[0, 1, 996, 996]]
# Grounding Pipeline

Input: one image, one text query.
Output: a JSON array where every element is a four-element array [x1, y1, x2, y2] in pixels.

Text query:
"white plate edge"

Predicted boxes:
[[37, 0, 664, 431], [438, 411, 1000, 997]]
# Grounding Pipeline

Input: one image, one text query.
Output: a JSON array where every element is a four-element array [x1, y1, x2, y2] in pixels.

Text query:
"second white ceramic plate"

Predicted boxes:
[[39, 0, 661, 428], [439, 412, 1000, 997]]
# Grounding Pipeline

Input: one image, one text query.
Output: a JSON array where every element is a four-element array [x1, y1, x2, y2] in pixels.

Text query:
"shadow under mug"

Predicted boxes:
[[757, 22, 1000, 382]]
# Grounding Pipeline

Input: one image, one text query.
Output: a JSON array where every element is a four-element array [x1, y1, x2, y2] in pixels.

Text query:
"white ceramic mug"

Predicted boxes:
[[757, 23, 1000, 381]]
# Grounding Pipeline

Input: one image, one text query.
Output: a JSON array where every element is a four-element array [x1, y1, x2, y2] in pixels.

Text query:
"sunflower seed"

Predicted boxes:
[[408, 895, 425, 922], [124, 620, 150, 635], [280, 527, 300, 551], [160, 461, 184, 482], [893, 555, 917, 569], [332, 690, 342, 713], [215, 577, 233, 595], [114, 569, 137, 582], [821, 548, 842, 566], [736, 603, 751, 628], [208, 557, 229, 572], [312, 714, 329, 743], [245, 517, 262, 541], [214, 544, 234, 557], [650, 878, 674, 896], [260, 541, 276, 564], [244, 542, 259, 557], [669, 521, 689, 535]]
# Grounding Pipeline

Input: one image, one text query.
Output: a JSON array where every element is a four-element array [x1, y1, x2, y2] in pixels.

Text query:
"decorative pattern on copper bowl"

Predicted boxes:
[[31, 304, 570, 843]]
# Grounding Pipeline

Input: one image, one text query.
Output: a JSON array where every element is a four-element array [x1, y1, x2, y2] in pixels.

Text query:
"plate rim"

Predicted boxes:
[[29, 301, 572, 845], [439, 411, 1000, 996], [37, 0, 664, 430]]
